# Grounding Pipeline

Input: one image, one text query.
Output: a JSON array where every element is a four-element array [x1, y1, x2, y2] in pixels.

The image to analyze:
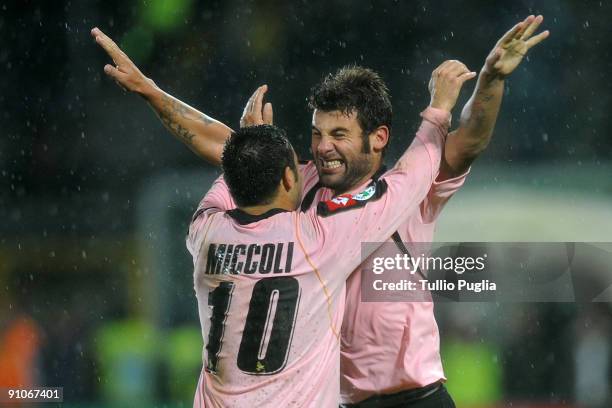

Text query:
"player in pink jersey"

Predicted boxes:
[[93, 15, 549, 407], [187, 95, 463, 406]]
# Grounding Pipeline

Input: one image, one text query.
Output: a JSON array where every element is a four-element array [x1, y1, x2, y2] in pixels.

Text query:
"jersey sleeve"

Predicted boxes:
[[420, 167, 470, 223], [411, 106, 453, 186], [186, 175, 234, 261], [310, 107, 450, 278]]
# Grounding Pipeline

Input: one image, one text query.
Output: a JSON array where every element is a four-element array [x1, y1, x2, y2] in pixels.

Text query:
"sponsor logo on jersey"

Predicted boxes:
[[317, 179, 388, 216], [352, 185, 376, 201], [331, 195, 351, 206]]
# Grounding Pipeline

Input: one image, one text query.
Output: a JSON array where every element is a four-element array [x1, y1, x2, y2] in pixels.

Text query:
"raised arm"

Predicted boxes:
[[91, 27, 232, 166], [440, 15, 549, 179]]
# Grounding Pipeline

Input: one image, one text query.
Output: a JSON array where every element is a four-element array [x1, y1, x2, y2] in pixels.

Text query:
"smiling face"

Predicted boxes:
[[311, 109, 379, 194], [307, 66, 393, 194]]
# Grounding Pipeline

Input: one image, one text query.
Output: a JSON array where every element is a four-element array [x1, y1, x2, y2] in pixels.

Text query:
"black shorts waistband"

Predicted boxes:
[[341, 382, 443, 408]]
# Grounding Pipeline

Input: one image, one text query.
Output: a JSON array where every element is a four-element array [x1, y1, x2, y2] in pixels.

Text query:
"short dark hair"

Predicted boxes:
[[308, 65, 392, 152], [222, 125, 297, 207]]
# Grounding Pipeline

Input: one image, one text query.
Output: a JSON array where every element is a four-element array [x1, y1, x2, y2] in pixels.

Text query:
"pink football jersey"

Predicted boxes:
[[296, 107, 466, 403], [339, 170, 468, 403], [187, 107, 449, 407]]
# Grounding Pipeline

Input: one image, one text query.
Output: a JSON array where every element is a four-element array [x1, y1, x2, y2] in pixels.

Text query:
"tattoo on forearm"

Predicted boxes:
[[159, 94, 201, 144], [478, 93, 494, 103]]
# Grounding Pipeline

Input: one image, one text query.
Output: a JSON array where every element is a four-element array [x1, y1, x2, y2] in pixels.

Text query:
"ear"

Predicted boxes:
[[370, 125, 390, 154], [281, 166, 296, 192]]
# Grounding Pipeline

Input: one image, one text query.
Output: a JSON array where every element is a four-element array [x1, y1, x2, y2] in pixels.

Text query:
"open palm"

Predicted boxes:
[[485, 15, 549, 78]]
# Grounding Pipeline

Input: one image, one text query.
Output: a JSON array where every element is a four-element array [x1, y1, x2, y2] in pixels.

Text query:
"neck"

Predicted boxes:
[[241, 196, 295, 215]]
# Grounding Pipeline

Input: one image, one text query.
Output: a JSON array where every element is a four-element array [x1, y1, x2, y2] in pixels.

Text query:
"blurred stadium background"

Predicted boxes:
[[1, 0, 611, 407]]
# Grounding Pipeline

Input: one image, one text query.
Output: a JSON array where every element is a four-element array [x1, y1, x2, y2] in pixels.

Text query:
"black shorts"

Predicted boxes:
[[340, 383, 456, 408]]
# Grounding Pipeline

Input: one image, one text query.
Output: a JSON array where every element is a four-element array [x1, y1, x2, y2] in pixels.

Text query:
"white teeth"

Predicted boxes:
[[322, 160, 342, 169]]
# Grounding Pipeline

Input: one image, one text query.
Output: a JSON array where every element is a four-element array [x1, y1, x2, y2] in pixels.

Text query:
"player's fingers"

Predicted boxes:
[[525, 30, 550, 49], [441, 60, 455, 70], [435, 66, 449, 79], [246, 86, 261, 113], [510, 15, 535, 44], [92, 27, 119, 56], [434, 60, 452, 75], [430, 68, 438, 81], [241, 87, 262, 127], [514, 15, 534, 39], [499, 21, 524, 45], [447, 61, 469, 77], [253, 84, 268, 118], [520, 15, 543, 40], [458, 71, 478, 83], [263, 102, 273, 125], [436, 60, 466, 80], [91, 27, 103, 39], [92, 27, 129, 64], [103, 64, 128, 82]]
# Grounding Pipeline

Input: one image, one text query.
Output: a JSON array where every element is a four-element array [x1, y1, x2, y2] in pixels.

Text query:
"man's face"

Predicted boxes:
[[311, 109, 376, 194]]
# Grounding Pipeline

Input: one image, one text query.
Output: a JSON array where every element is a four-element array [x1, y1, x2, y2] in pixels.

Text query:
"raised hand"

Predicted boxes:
[[428, 60, 477, 113], [484, 15, 550, 79], [240, 85, 274, 127], [91, 27, 154, 95]]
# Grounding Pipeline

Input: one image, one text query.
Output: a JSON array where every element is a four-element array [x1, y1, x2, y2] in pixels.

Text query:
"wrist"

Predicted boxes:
[[422, 105, 452, 128], [429, 100, 452, 114], [479, 67, 506, 84], [137, 78, 159, 100]]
